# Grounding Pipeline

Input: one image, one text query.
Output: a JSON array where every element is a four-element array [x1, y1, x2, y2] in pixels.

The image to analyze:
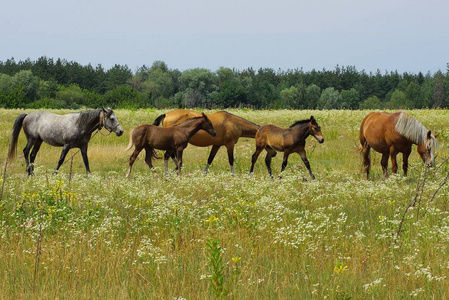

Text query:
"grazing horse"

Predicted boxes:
[[126, 113, 216, 177], [7, 108, 124, 175], [359, 111, 438, 179], [249, 116, 324, 179], [153, 109, 260, 175]]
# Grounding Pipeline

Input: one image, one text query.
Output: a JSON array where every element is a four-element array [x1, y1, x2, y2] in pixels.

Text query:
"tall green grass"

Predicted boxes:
[[1, 108, 449, 299]]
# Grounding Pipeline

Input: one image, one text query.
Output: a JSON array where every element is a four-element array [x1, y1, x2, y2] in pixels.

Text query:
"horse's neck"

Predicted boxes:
[[239, 119, 260, 138], [292, 124, 309, 141], [80, 110, 101, 134], [184, 119, 205, 138]]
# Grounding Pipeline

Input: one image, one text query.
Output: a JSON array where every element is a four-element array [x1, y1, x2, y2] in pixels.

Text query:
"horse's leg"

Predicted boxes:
[[362, 144, 371, 180], [54, 145, 71, 175], [381, 153, 390, 178], [23, 138, 36, 175], [28, 138, 43, 176], [279, 151, 291, 178], [264, 148, 276, 178], [299, 148, 315, 179], [204, 145, 220, 174], [402, 147, 412, 176], [144, 147, 154, 169], [168, 151, 178, 171], [226, 144, 236, 176], [126, 147, 142, 178], [80, 144, 91, 174], [164, 151, 171, 176], [176, 149, 183, 176], [389, 147, 398, 175], [249, 147, 263, 174]]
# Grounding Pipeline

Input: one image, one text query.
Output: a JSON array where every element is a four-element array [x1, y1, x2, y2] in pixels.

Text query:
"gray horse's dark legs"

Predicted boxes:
[[54, 145, 71, 174], [23, 138, 36, 175], [30, 139, 43, 165], [80, 145, 91, 174]]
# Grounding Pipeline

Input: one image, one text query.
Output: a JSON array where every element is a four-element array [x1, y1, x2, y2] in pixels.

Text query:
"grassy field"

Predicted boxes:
[[1, 108, 449, 299]]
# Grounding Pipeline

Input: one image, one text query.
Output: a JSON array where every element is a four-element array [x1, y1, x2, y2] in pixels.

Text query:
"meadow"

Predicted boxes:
[[1, 108, 449, 299]]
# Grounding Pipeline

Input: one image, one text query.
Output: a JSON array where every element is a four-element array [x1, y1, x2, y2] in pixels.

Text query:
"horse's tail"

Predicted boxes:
[[7, 114, 27, 164], [125, 129, 135, 151], [152, 113, 166, 126], [150, 148, 161, 160]]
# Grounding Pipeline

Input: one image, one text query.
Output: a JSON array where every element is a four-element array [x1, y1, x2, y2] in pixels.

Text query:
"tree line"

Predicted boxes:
[[0, 56, 448, 110]]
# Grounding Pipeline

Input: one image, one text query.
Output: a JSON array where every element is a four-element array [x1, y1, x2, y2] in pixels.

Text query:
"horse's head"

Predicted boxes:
[[200, 113, 216, 137], [102, 108, 124, 136], [417, 130, 438, 168], [308, 116, 324, 143]]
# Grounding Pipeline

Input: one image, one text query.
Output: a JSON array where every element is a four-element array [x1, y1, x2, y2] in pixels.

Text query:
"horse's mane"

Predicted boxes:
[[289, 119, 310, 128], [395, 112, 430, 144], [175, 115, 205, 126], [76, 109, 101, 128]]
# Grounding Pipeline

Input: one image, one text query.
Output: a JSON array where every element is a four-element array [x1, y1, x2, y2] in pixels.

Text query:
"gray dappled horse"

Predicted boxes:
[[7, 108, 124, 175]]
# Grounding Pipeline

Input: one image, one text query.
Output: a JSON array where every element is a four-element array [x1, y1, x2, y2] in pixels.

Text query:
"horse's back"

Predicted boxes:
[[162, 109, 202, 127], [23, 111, 79, 146], [256, 124, 288, 150], [360, 112, 401, 152]]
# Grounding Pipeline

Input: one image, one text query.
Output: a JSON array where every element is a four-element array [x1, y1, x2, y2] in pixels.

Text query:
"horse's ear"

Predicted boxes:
[[434, 132, 440, 138], [310, 116, 316, 123], [427, 130, 432, 139]]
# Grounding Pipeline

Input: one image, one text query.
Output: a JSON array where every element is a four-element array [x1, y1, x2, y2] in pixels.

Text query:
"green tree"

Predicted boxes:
[[104, 84, 141, 109], [405, 82, 422, 108], [0, 80, 25, 108], [385, 89, 413, 109], [304, 84, 321, 108], [359, 95, 382, 109], [214, 67, 245, 108], [104, 64, 133, 91], [141, 64, 174, 107], [432, 71, 446, 108], [56, 84, 85, 108], [12, 70, 39, 103], [178, 68, 217, 108], [317, 87, 342, 109], [340, 88, 360, 109], [279, 86, 301, 108], [38, 79, 59, 99]]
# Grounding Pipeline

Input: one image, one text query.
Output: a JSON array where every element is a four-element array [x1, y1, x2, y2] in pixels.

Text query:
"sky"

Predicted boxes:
[[1, 0, 448, 74]]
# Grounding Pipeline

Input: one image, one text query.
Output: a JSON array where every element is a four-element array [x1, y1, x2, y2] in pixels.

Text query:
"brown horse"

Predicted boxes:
[[153, 109, 260, 175], [359, 111, 438, 179], [249, 116, 324, 179], [125, 113, 216, 177]]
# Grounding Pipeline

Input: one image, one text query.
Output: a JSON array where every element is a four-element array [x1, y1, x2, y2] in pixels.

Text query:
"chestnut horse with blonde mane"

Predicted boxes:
[[153, 109, 260, 175], [359, 111, 438, 179], [249, 116, 324, 179]]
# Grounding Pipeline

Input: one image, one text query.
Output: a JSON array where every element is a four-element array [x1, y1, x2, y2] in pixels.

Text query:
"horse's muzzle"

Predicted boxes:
[[116, 127, 124, 136], [316, 136, 324, 143]]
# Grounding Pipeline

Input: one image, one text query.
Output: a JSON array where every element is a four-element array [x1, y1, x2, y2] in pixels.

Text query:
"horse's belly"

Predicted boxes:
[[188, 133, 220, 147], [366, 137, 389, 153], [39, 132, 66, 147]]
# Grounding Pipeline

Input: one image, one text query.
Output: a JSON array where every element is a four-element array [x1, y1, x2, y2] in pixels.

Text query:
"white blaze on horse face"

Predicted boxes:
[[422, 138, 436, 167]]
